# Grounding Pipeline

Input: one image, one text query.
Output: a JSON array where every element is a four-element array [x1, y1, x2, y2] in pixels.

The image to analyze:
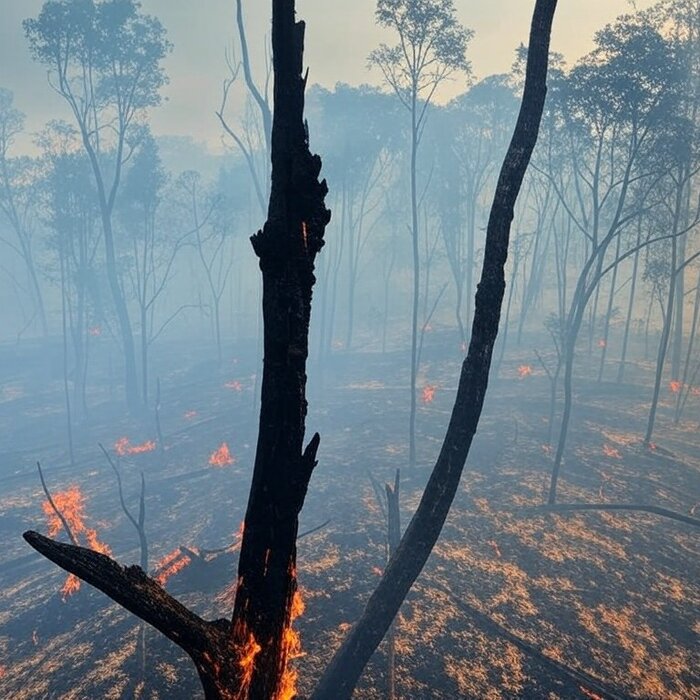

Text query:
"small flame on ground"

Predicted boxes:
[[602, 444, 622, 459], [597, 339, 607, 348], [114, 437, 156, 456], [154, 548, 193, 586], [225, 380, 243, 392], [517, 365, 534, 379], [372, 566, 383, 577], [579, 687, 604, 700], [209, 442, 235, 467], [42, 486, 111, 599], [669, 380, 682, 394], [422, 385, 436, 404]]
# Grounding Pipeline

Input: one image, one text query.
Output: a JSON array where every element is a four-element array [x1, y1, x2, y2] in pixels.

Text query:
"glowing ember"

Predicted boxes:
[[0, 665, 5, 679], [422, 385, 436, 404], [154, 548, 193, 586], [372, 566, 383, 577], [88, 325, 102, 336], [602, 444, 622, 459], [579, 687, 604, 700], [184, 410, 198, 420], [669, 380, 682, 394], [517, 364, 533, 378], [114, 437, 156, 456], [301, 221, 308, 250], [42, 486, 111, 599], [209, 442, 235, 467], [225, 380, 243, 392]]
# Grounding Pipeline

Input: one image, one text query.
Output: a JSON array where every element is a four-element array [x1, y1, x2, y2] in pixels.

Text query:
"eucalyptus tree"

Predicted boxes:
[[43, 136, 103, 418], [176, 170, 232, 365], [447, 76, 519, 342], [118, 133, 196, 405], [24, 0, 171, 411], [370, 0, 472, 466], [311, 83, 400, 351], [0, 89, 47, 336], [543, 16, 688, 502]]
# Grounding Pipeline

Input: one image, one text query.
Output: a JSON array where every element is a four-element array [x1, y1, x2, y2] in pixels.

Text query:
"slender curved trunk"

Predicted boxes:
[[409, 96, 420, 468], [312, 2, 558, 693]]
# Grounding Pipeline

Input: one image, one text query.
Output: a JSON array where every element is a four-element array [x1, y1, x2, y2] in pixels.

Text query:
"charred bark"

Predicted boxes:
[[230, 0, 329, 696], [311, 2, 558, 697]]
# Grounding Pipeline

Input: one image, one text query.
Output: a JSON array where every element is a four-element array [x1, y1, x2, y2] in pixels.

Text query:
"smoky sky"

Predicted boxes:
[[1, 0, 653, 153]]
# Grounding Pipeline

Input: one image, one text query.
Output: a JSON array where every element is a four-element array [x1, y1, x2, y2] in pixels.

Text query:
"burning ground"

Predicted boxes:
[[0, 331, 698, 699]]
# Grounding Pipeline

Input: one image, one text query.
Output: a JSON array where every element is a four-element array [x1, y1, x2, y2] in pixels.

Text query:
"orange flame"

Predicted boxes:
[[114, 437, 156, 456], [238, 631, 262, 693], [277, 588, 305, 700], [209, 442, 235, 467], [154, 548, 193, 586], [225, 380, 243, 392], [669, 380, 682, 394], [422, 385, 436, 404], [42, 486, 111, 599], [602, 444, 622, 459], [517, 364, 534, 379]]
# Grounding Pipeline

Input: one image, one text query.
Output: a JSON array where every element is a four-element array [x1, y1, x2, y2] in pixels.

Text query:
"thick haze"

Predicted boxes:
[[2, 0, 653, 152]]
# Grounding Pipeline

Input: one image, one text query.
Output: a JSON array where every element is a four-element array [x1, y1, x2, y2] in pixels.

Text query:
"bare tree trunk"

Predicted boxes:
[[408, 98, 420, 468], [617, 219, 642, 383], [311, 2, 558, 694]]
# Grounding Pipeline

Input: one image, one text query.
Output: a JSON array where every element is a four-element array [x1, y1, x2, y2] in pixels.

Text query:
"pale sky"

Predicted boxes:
[[1, 0, 654, 153]]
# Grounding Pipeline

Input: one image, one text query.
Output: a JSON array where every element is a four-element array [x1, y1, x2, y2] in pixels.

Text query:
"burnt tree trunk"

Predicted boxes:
[[311, 1, 558, 697], [229, 0, 330, 695], [23, 2, 328, 699]]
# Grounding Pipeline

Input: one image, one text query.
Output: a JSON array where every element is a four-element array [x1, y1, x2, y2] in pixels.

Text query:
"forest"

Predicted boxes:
[[0, 0, 697, 698]]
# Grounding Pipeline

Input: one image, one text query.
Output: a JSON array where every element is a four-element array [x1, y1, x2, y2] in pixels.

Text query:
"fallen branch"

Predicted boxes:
[[22, 531, 226, 657]]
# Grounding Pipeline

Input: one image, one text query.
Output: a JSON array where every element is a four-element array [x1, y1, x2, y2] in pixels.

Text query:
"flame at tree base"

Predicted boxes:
[[277, 588, 305, 700]]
